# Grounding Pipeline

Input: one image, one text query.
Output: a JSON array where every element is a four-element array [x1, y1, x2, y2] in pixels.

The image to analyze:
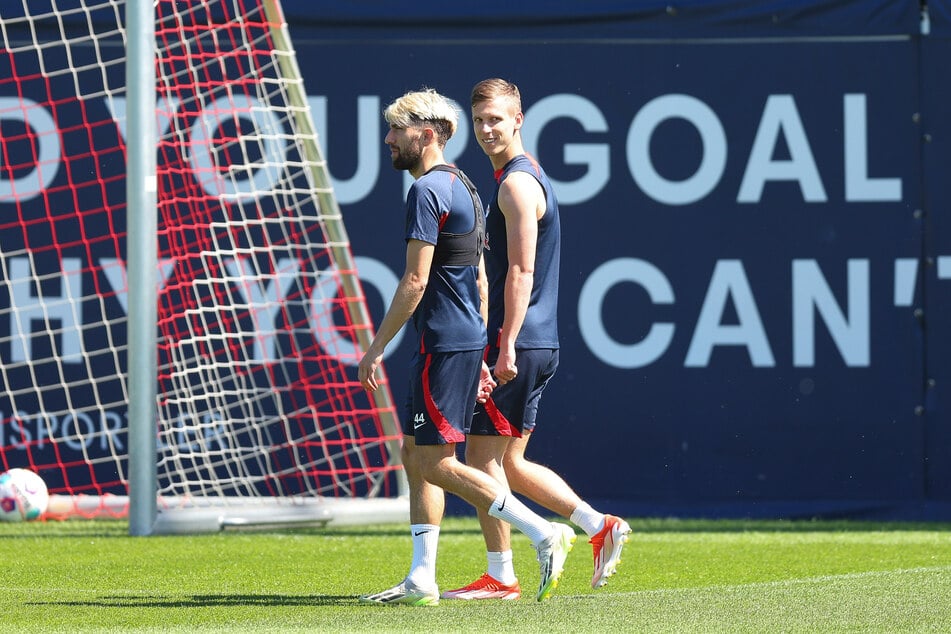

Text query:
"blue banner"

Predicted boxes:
[[2, 0, 949, 518], [288, 15, 947, 518]]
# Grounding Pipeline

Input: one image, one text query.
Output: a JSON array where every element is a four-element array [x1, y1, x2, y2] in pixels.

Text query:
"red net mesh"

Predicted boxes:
[[0, 0, 400, 519]]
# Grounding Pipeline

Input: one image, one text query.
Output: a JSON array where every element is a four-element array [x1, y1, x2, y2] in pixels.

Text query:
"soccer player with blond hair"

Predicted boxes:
[[358, 87, 575, 606]]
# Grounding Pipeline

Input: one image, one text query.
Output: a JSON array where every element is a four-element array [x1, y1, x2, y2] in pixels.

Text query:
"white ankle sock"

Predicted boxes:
[[570, 502, 605, 538], [487, 550, 517, 585]]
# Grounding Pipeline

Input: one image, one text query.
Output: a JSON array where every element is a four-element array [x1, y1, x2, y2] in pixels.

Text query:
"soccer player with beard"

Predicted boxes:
[[357, 88, 575, 606]]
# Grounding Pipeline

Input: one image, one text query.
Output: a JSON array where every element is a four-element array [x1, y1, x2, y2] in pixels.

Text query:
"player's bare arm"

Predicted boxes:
[[358, 239, 433, 391], [495, 172, 544, 384], [478, 254, 489, 325], [476, 254, 497, 402]]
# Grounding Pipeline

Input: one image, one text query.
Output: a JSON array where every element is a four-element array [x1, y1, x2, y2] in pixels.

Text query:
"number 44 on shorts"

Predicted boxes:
[[413, 412, 427, 430]]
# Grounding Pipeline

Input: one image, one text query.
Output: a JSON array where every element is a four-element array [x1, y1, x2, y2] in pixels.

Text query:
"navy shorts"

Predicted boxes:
[[401, 349, 483, 445], [470, 348, 559, 436]]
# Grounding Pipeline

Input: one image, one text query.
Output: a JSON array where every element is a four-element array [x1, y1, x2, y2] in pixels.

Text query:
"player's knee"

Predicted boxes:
[[416, 455, 455, 489], [464, 444, 496, 471], [501, 452, 526, 473]]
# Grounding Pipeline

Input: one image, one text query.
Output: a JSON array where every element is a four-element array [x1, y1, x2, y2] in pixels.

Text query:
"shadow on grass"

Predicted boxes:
[[6, 517, 950, 542], [325, 518, 951, 537], [31, 594, 363, 608]]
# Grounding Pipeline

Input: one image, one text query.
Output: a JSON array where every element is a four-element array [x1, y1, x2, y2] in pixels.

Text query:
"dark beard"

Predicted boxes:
[[391, 144, 422, 172]]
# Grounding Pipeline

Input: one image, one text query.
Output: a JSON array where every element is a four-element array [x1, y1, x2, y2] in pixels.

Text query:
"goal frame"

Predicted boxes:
[[123, 0, 407, 535]]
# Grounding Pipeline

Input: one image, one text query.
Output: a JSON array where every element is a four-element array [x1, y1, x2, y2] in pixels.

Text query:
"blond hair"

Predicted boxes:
[[383, 88, 459, 146]]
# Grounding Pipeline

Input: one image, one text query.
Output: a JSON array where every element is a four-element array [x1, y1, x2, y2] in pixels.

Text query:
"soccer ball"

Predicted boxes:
[[0, 468, 49, 522]]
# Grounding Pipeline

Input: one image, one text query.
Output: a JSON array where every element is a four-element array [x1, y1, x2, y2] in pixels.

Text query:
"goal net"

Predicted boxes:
[[0, 0, 407, 531]]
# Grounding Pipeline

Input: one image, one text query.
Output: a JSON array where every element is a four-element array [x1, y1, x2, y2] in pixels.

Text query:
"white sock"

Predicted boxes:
[[570, 502, 605, 538], [487, 493, 551, 546], [406, 523, 439, 589], [487, 550, 517, 585]]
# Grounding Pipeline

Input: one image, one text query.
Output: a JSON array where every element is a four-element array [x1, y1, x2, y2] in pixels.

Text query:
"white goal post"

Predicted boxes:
[[0, 0, 407, 533]]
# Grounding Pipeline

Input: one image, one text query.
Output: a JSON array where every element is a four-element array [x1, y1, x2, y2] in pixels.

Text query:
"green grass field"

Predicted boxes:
[[1, 516, 950, 633]]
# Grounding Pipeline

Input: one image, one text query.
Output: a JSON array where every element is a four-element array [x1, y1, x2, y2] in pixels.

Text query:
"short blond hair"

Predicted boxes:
[[383, 88, 459, 146]]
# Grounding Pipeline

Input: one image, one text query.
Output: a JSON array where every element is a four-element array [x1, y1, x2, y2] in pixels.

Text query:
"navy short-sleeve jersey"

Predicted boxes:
[[405, 166, 487, 353]]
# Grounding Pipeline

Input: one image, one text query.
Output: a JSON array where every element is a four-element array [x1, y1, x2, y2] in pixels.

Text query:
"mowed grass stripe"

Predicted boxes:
[[1, 518, 949, 633]]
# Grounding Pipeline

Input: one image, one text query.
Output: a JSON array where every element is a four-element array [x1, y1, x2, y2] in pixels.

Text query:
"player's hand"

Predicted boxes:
[[477, 361, 497, 403], [494, 347, 518, 385], [358, 350, 383, 392]]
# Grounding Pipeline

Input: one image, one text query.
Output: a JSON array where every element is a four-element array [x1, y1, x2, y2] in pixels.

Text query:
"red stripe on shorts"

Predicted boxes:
[[422, 355, 465, 443], [482, 397, 522, 438]]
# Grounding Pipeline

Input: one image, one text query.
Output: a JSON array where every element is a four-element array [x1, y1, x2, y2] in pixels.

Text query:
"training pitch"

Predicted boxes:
[[1, 516, 949, 632]]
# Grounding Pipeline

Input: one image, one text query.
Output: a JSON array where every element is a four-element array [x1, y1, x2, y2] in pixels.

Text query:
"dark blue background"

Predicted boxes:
[[281, 0, 949, 519], [1, 0, 948, 518]]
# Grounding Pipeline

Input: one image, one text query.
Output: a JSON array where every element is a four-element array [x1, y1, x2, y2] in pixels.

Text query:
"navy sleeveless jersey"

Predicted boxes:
[[404, 165, 487, 353], [485, 154, 560, 349]]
